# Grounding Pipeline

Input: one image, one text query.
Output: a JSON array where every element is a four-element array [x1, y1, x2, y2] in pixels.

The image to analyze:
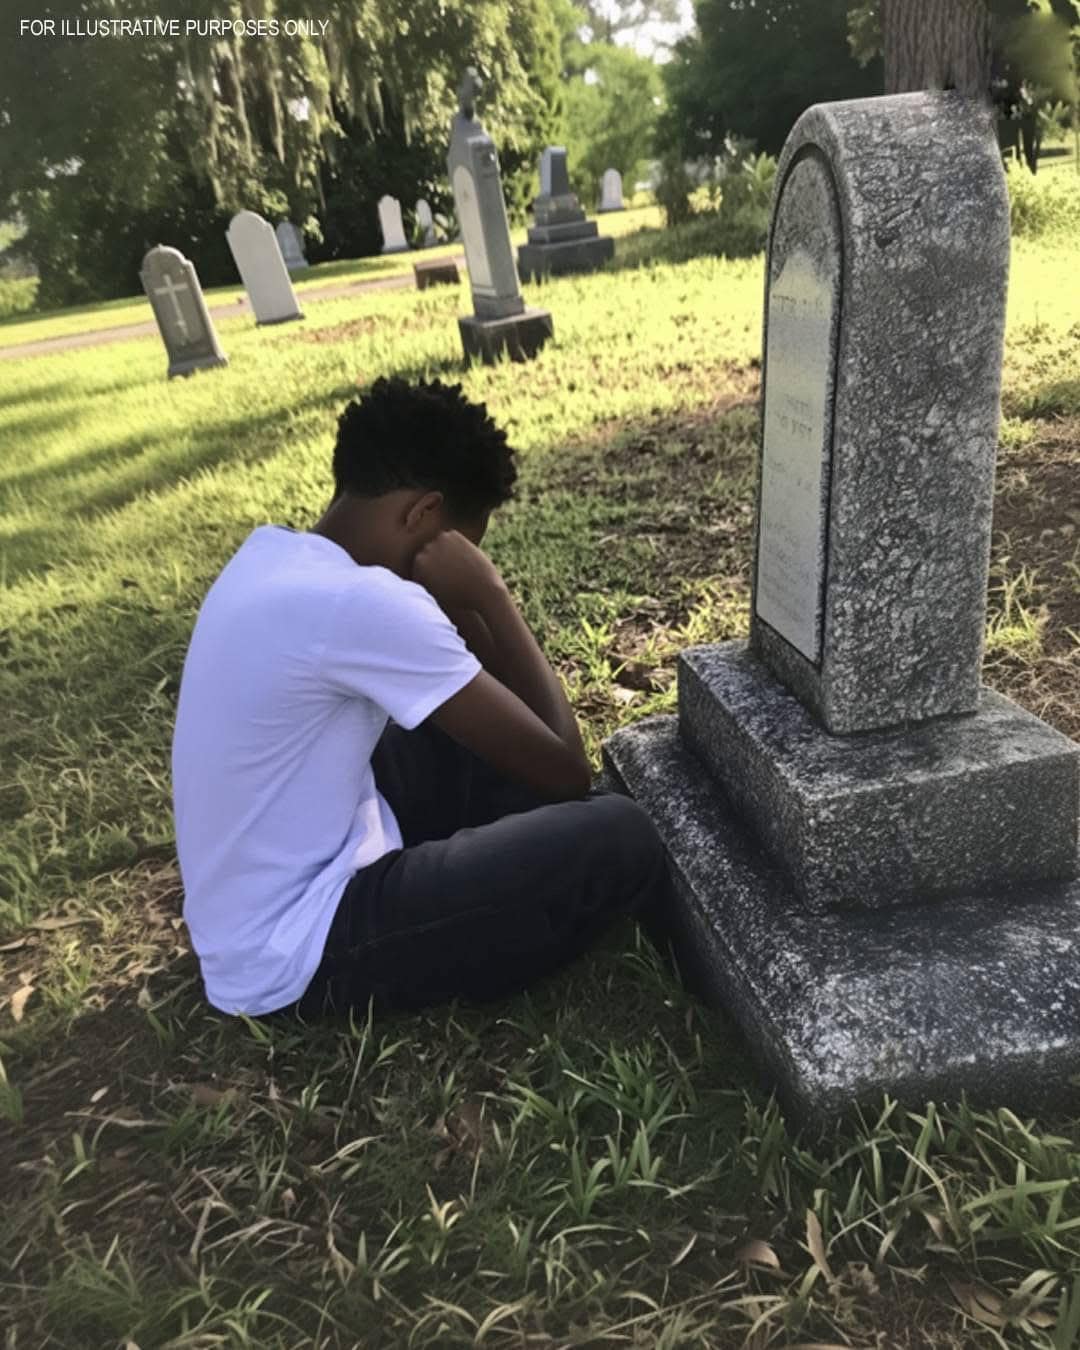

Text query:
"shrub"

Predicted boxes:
[[716, 151, 778, 255], [1007, 160, 1080, 239], [654, 151, 694, 228]]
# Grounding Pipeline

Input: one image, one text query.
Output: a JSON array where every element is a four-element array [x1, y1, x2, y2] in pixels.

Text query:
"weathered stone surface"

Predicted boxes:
[[750, 92, 1011, 735], [414, 259, 460, 290], [458, 307, 553, 364], [680, 642, 1080, 912], [139, 245, 228, 379], [540, 146, 571, 199], [226, 210, 304, 326], [377, 195, 409, 254], [605, 715, 1080, 1124], [518, 235, 614, 283]]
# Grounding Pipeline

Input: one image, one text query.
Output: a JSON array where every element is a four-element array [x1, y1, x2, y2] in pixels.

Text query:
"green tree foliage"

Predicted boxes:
[[563, 44, 662, 204], [0, 0, 561, 305], [659, 0, 883, 162]]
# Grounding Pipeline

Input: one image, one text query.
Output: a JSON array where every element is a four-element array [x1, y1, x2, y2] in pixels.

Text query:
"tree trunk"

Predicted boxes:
[[882, 0, 992, 99]]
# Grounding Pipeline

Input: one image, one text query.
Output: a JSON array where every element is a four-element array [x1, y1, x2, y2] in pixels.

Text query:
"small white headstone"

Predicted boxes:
[[276, 221, 308, 271], [415, 199, 437, 247], [226, 210, 303, 325], [378, 196, 410, 254], [599, 168, 624, 212], [140, 245, 228, 379]]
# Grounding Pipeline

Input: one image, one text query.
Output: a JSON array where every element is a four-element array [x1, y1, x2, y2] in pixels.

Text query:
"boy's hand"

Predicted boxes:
[[412, 530, 507, 612]]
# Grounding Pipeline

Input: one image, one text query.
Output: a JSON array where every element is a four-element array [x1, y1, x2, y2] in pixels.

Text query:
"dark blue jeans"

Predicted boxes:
[[296, 721, 669, 1017]]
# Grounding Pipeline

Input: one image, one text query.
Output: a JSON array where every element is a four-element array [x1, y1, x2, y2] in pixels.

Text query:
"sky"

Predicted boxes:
[[607, 0, 697, 61]]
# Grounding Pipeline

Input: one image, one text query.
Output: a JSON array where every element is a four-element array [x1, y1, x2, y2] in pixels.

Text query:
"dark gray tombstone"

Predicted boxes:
[[140, 245, 228, 379], [276, 221, 308, 272], [603, 92, 1080, 1124], [448, 68, 552, 364], [518, 146, 614, 283]]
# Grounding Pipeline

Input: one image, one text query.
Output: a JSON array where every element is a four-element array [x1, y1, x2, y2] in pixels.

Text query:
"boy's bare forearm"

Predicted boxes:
[[466, 586, 585, 758]]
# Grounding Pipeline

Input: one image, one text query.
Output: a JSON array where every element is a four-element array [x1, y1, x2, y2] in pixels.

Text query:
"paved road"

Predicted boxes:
[[0, 257, 465, 362]]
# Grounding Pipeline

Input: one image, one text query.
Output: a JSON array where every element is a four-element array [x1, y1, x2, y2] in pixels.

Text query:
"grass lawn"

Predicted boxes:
[[0, 206, 662, 350], [1, 217, 1079, 1347]]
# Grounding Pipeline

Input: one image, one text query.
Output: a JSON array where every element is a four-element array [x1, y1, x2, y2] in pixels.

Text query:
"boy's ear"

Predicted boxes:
[[403, 490, 445, 533]]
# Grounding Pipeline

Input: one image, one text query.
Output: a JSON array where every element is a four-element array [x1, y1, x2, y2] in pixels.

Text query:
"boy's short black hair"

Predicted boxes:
[[333, 377, 517, 519]]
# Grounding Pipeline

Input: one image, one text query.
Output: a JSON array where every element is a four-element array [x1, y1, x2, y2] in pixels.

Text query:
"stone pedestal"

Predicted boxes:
[[605, 714, 1080, 1126], [458, 307, 553, 365], [518, 194, 614, 283]]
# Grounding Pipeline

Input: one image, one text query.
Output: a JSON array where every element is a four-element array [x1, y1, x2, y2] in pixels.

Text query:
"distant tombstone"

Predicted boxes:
[[447, 68, 552, 364], [378, 196, 410, 254], [139, 245, 228, 379], [599, 168, 624, 212], [415, 199, 437, 247], [226, 210, 303, 326], [518, 145, 614, 282], [276, 221, 308, 271]]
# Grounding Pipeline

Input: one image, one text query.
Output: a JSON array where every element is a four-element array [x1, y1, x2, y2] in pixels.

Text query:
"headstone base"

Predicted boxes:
[[681, 643, 1079, 913], [458, 307, 553, 365], [414, 260, 461, 290], [518, 235, 614, 284], [168, 353, 229, 380], [603, 714, 1080, 1126], [254, 310, 304, 327]]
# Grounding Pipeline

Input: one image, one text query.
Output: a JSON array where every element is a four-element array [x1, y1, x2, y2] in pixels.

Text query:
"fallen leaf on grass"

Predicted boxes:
[[191, 1083, 234, 1108], [10, 984, 35, 1022], [806, 1210, 835, 1284], [29, 916, 94, 931], [948, 1276, 1008, 1329], [669, 1233, 697, 1268], [735, 1238, 781, 1271], [0, 937, 28, 953]]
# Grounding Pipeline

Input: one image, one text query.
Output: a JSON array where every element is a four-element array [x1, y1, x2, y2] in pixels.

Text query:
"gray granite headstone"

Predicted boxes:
[[751, 96, 1011, 735], [139, 245, 228, 379], [377, 196, 409, 254], [603, 91, 1080, 1123], [276, 221, 308, 271], [226, 210, 303, 326], [448, 68, 551, 363], [599, 168, 624, 212], [415, 198, 437, 248]]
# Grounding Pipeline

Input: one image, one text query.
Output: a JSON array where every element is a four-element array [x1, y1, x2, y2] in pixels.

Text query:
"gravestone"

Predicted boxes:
[[140, 245, 228, 379], [226, 210, 304, 326], [276, 221, 308, 271], [415, 199, 437, 247], [378, 196, 410, 254], [518, 146, 614, 283], [448, 68, 552, 364], [603, 91, 1080, 1123], [599, 168, 624, 212]]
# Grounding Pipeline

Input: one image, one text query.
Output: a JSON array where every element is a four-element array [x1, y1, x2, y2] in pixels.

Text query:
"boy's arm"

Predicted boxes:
[[414, 531, 589, 788]]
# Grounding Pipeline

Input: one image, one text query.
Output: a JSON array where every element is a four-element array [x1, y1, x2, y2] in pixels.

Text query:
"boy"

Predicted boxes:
[[172, 377, 667, 1017]]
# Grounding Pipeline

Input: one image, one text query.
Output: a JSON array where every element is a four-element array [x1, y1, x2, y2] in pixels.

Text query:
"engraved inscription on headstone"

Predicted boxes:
[[754, 154, 841, 665]]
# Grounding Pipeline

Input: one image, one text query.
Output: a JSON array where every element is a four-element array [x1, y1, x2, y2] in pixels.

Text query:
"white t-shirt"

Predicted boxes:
[[172, 525, 481, 1015]]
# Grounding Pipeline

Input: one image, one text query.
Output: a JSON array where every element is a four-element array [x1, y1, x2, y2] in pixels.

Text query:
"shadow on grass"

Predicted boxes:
[[600, 213, 764, 277], [0, 386, 345, 584]]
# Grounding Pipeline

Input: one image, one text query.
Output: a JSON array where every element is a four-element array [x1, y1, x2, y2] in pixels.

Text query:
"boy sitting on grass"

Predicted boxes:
[[172, 376, 668, 1018]]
